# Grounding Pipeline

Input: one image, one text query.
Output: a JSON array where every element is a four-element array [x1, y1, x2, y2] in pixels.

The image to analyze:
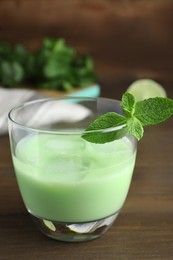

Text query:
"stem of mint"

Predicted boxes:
[[82, 93, 173, 143]]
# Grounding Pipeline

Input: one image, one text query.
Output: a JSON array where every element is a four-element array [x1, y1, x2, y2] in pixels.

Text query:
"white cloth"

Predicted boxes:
[[0, 87, 43, 135], [25, 100, 91, 128], [0, 87, 91, 135]]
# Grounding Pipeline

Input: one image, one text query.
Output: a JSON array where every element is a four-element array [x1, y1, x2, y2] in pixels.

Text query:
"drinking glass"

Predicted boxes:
[[8, 97, 137, 242]]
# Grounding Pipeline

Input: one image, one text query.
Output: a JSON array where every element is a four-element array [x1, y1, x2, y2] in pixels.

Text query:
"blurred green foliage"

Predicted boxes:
[[0, 38, 98, 91]]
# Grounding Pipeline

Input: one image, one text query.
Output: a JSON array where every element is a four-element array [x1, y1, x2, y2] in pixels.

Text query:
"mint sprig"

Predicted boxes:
[[82, 93, 173, 143], [134, 97, 173, 126]]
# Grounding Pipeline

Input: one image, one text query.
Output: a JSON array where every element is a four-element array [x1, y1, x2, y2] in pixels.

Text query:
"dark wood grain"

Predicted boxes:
[[0, 0, 173, 80], [1, 0, 173, 258]]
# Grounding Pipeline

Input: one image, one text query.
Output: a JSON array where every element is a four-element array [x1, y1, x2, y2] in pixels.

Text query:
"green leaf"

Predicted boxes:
[[0, 60, 24, 87], [127, 117, 144, 140], [1, 61, 12, 77], [82, 126, 128, 144], [12, 61, 24, 82], [82, 93, 173, 144], [82, 112, 127, 143], [85, 112, 127, 131], [134, 97, 173, 126], [0, 38, 98, 90], [122, 92, 136, 117], [43, 37, 54, 49], [43, 59, 64, 78]]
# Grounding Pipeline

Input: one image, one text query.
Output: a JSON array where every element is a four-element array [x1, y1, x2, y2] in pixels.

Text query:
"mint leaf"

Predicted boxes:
[[122, 92, 135, 117], [127, 117, 144, 140], [134, 97, 173, 126], [82, 93, 173, 144], [82, 126, 128, 144], [82, 112, 127, 143], [84, 112, 127, 131]]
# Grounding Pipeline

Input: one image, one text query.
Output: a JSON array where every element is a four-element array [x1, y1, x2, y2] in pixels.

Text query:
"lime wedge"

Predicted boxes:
[[126, 79, 167, 101]]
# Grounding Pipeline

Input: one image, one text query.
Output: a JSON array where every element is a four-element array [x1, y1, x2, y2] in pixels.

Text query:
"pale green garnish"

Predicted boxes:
[[126, 79, 167, 102], [82, 93, 173, 143]]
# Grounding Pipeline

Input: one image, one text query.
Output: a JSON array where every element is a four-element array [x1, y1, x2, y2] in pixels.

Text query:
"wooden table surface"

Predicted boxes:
[[1, 1, 173, 259], [0, 78, 173, 259]]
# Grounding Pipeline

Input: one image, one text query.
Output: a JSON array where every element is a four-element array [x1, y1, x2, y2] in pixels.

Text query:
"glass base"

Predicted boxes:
[[30, 212, 119, 242]]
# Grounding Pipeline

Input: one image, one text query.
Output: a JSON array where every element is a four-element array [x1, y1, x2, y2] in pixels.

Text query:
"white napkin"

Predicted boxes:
[[0, 87, 92, 135], [25, 100, 91, 128], [0, 87, 44, 135]]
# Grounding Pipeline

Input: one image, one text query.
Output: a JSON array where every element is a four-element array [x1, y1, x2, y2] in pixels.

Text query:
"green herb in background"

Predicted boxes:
[[0, 38, 98, 90]]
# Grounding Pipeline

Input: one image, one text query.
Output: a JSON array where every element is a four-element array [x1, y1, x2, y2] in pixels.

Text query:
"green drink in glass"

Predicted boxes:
[[8, 97, 137, 242]]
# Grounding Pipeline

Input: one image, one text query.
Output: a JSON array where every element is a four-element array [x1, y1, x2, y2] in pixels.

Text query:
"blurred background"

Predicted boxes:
[[0, 0, 173, 97]]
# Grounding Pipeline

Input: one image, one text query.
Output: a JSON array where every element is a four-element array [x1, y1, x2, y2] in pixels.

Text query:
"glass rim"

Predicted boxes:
[[8, 96, 124, 135]]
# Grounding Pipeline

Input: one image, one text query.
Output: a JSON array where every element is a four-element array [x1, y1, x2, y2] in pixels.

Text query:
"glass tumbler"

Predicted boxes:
[[8, 97, 137, 242]]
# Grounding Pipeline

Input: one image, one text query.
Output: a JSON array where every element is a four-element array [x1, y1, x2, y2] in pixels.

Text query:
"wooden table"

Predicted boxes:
[[0, 78, 173, 259], [1, 1, 173, 258]]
